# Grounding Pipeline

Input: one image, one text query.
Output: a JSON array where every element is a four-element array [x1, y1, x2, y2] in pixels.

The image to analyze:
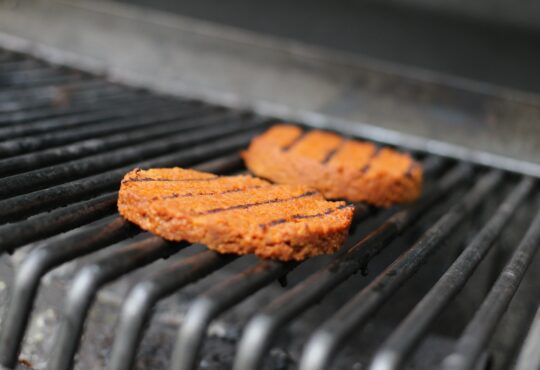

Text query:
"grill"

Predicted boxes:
[[0, 49, 539, 370]]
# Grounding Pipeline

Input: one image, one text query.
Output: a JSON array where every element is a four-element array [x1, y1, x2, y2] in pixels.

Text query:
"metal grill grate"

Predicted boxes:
[[0, 49, 539, 370]]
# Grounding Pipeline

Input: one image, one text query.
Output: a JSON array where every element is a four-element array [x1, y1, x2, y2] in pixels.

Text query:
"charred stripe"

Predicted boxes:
[[259, 203, 353, 228], [202, 191, 318, 215], [404, 161, 418, 179], [123, 175, 219, 184], [321, 139, 346, 164], [152, 185, 264, 200], [281, 130, 307, 152], [360, 146, 381, 174]]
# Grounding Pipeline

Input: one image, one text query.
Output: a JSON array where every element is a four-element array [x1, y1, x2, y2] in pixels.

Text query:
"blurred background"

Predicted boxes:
[[118, 0, 540, 93], [1, 0, 540, 165]]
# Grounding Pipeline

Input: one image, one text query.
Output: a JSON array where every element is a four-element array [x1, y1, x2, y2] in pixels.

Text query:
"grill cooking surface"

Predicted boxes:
[[0, 49, 539, 370]]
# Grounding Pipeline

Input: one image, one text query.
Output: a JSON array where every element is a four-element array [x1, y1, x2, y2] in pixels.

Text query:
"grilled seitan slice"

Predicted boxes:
[[242, 124, 422, 207], [118, 167, 354, 261]]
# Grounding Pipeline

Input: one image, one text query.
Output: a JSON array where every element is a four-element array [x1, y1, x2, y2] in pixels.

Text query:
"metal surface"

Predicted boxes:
[[0, 106, 212, 174], [0, 134, 256, 223], [170, 260, 296, 370], [48, 236, 187, 370], [3, 0, 540, 169], [369, 176, 535, 370], [0, 96, 172, 138], [0, 216, 138, 368], [0, 154, 244, 369], [515, 305, 540, 370], [442, 208, 540, 370], [294, 171, 502, 370], [0, 113, 256, 198], [0, 192, 118, 253], [0, 49, 540, 370], [107, 251, 235, 370], [233, 163, 473, 370]]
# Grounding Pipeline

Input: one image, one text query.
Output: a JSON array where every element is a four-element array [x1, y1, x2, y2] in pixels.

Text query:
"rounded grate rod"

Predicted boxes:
[[298, 170, 503, 370], [442, 198, 540, 370], [369, 176, 535, 370], [232, 163, 474, 370]]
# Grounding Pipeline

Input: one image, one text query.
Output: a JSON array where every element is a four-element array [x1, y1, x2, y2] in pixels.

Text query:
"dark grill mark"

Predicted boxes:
[[404, 161, 417, 179], [123, 176, 219, 184], [360, 146, 381, 174], [201, 191, 318, 215], [265, 218, 287, 227], [281, 131, 307, 152], [292, 204, 349, 219], [321, 139, 346, 164], [259, 204, 353, 228], [153, 186, 263, 200]]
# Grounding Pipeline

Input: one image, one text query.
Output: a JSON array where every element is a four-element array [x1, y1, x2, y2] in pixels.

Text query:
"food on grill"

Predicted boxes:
[[242, 124, 423, 207], [118, 168, 354, 261]]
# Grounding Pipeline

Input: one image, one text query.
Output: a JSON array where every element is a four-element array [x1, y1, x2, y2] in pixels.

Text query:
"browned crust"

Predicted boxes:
[[118, 167, 354, 261], [242, 124, 423, 207]]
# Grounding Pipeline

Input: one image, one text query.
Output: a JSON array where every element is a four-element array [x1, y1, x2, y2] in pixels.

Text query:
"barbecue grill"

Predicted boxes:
[[0, 47, 539, 370], [2, 1, 540, 369]]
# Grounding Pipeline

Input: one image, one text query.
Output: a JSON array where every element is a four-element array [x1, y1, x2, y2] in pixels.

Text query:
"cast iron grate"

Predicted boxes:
[[0, 48, 538, 370]]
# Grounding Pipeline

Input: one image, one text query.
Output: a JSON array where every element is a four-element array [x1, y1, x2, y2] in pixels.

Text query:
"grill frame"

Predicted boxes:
[[0, 49, 539, 370]]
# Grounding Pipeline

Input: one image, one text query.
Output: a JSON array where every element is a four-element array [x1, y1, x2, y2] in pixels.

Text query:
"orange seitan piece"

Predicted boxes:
[[242, 124, 423, 207], [118, 167, 354, 261]]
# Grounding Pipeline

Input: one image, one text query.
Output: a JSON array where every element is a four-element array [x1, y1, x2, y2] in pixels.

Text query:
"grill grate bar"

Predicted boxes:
[[0, 52, 23, 64], [47, 236, 188, 370], [170, 260, 297, 370], [297, 170, 503, 370], [232, 162, 472, 370], [106, 251, 236, 370], [515, 304, 540, 370], [2, 49, 538, 370], [0, 83, 127, 113], [417, 155, 448, 176], [0, 74, 86, 91], [0, 192, 117, 254], [0, 155, 241, 369], [0, 97, 183, 139], [0, 103, 205, 158], [0, 60, 44, 74], [369, 176, 534, 370], [0, 136, 249, 223], [0, 68, 77, 85], [0, 79, 117, 103], [442, 204, 540, 370], [0, 154, 243, 251], [0, 216, 139, 369], [0, 112, 258, 198], [320, 159, 462, 271], [0, 89, 148, 122], [0, 69, 86, 90], [0, 105, 216, 176]]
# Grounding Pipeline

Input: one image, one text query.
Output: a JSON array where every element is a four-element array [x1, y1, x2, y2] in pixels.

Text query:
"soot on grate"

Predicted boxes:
[[0, 49, 539, 370]]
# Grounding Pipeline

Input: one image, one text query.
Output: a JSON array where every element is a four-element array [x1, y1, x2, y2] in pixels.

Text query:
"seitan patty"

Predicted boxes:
[[242, 124, 423, 207], [118, 167, 354, 261]]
